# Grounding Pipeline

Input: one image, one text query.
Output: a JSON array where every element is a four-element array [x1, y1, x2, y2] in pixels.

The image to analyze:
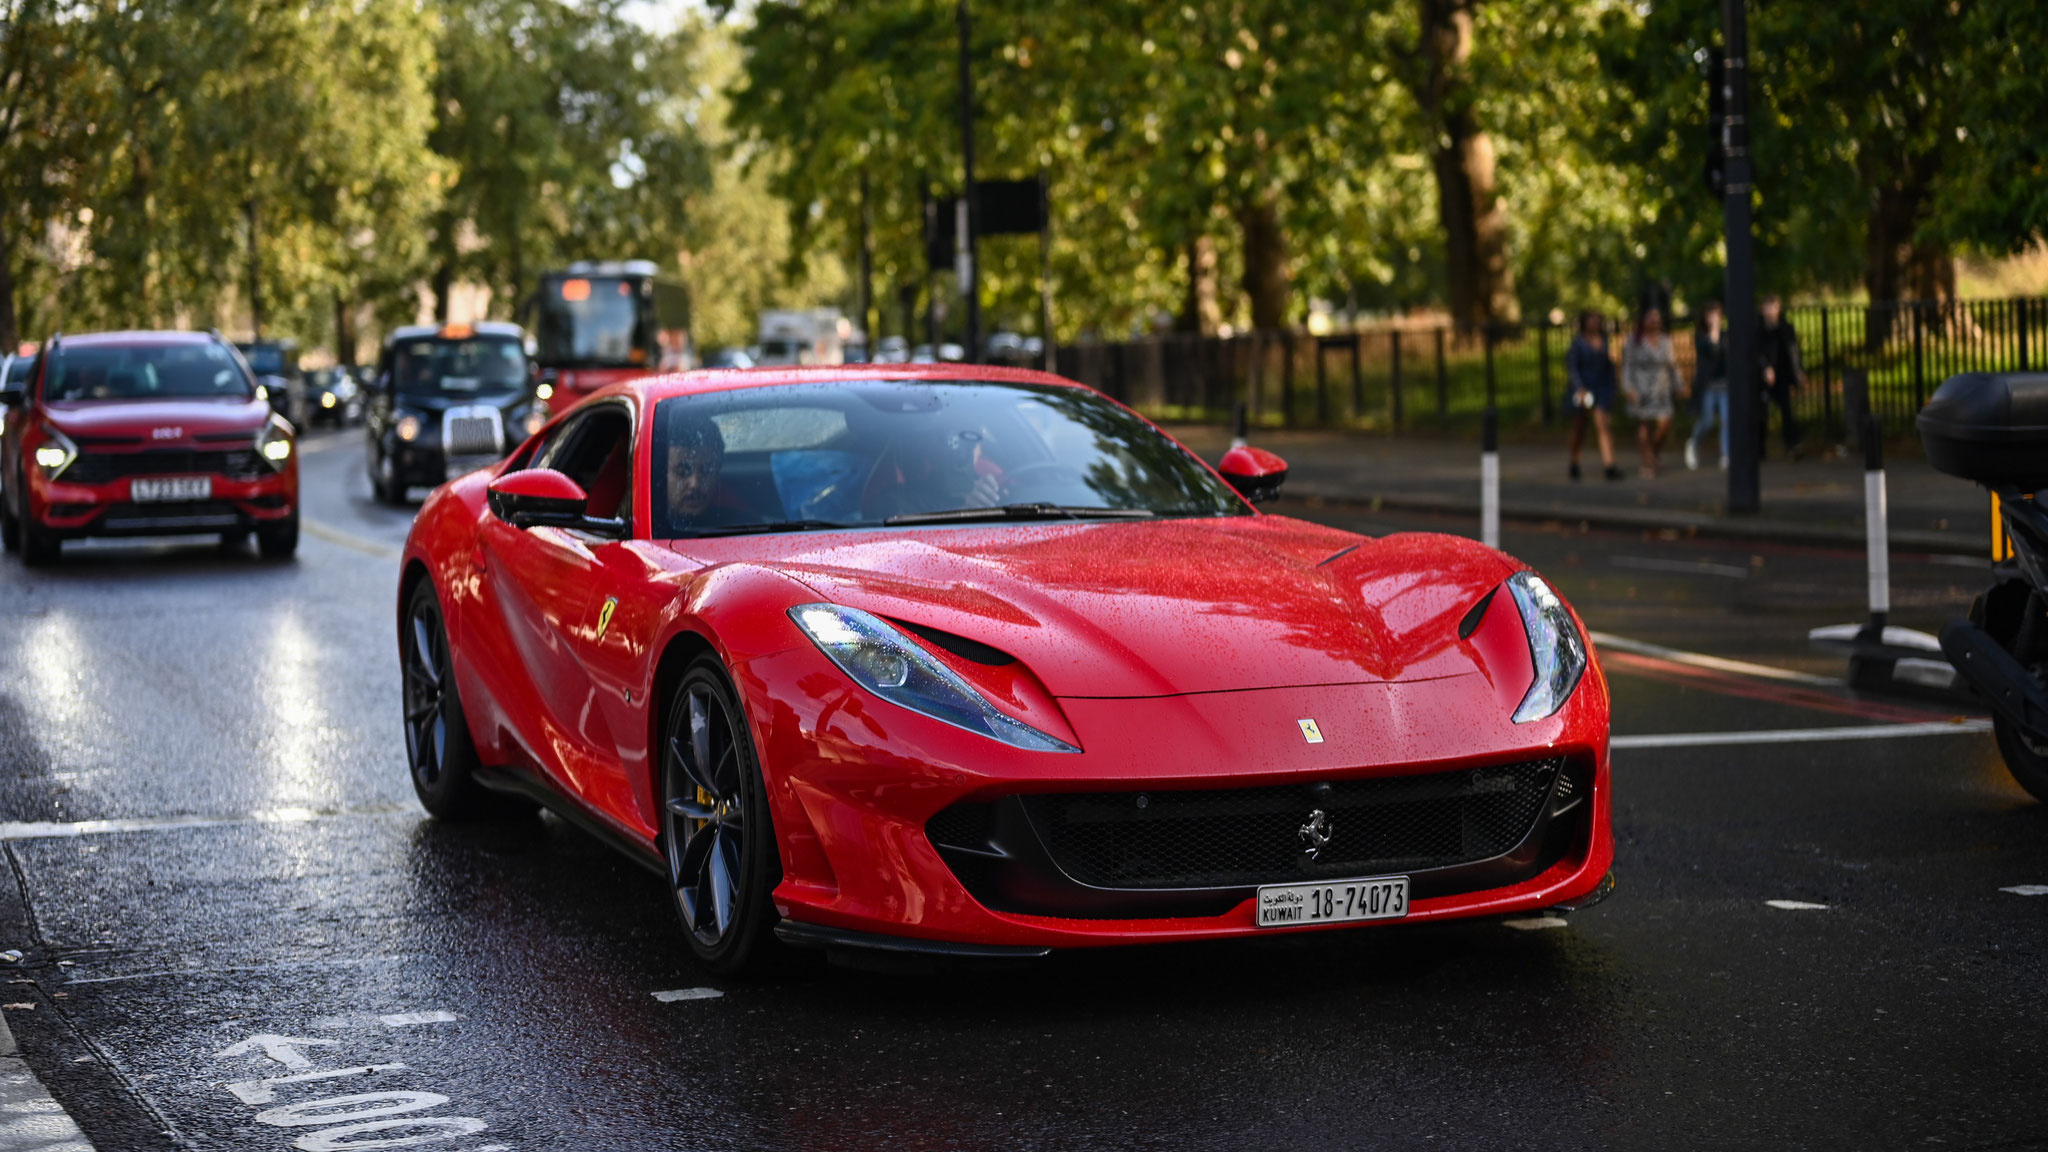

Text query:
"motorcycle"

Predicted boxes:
[[1920, 370, 2048, 802]]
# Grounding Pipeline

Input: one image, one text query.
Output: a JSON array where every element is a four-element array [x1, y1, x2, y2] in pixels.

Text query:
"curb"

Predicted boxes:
[[1285, 483, 1985, 557], [0, 1011, 96, 1151]]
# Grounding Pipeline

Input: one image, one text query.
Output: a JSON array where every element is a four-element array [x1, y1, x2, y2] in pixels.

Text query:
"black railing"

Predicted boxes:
[[1052, 296, 2047, 442]]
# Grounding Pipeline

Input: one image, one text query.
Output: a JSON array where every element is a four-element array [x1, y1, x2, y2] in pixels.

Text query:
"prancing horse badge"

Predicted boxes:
[[1298, 718, 1324, 744], [596, 596, 619, 641]]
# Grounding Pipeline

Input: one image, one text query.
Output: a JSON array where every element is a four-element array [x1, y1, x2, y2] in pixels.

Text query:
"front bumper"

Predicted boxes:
[[30, 465, 296, 539], [737, 645, 1613, 951]]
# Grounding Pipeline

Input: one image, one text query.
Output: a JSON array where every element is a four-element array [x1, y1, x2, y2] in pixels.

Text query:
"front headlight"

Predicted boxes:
[[522, 408, 547, 437], [256, 412, 294, 469], [789, 603, 1077, 753], [33, 424, 77, 479], [535, 381, 554, 401], [1506, 571, 1587, 723], [320, 392, 337, 409], [395, 414, 422, 442]]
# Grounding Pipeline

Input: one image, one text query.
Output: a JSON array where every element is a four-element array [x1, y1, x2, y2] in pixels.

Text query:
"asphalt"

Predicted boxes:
[[0, 427, 2040, 1151]]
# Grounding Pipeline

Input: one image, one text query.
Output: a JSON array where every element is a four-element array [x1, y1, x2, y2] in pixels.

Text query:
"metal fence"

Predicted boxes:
[[1053, 296, 2048, 442]]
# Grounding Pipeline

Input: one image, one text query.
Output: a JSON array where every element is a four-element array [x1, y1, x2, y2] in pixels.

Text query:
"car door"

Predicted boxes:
[[476, 401, 640, 819]]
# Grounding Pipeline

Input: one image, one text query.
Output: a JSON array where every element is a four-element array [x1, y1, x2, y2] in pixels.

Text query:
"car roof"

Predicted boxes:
[[385, 321, 526, 344], [54, 331, 219, 349], [603, 362, 1090, 407]]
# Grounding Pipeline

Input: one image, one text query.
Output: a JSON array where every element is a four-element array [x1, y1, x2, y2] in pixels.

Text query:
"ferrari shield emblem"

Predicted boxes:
[[1298, 718, 1324, 744], [596, 596, 618, 641]]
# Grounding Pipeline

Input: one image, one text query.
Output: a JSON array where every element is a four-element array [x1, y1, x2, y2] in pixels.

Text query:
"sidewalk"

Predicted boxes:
[[1166, 424, 1993, 555]]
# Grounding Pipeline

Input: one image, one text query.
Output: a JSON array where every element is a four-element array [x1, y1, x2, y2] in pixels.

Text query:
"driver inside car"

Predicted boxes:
[[667, 415, 728, 521], [864, 427, 1006, 519]]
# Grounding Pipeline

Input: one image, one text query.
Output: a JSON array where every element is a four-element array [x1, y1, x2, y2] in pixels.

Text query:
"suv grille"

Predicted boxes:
[[1019, 758, 1563, 890], [443, 408, 504, 456], [66, 448, 263, 484]]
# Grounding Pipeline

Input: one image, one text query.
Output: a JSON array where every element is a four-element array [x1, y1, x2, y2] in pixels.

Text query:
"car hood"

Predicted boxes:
[[701, 516, 1518, 698], [42, 397, 271, 440]]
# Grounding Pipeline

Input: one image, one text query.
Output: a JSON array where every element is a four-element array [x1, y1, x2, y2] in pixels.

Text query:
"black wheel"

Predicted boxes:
[[257, 510, 299, 559], [1, 483, 18, 553], [19, 516, 58, 567], [401, 581, 488, 819], [1992, 715, 2048, 804], [371, 448, 400, 506], [662, 659, 780, 973]]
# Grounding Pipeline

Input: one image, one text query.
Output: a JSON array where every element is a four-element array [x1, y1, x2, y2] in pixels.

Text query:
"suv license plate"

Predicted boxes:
[[130, 476, 212, 503], [1256, 875, 1409, 927]]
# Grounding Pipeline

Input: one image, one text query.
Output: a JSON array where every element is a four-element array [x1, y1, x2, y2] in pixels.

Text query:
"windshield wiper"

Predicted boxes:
[[885, 503, 1158, 526], [685, 519, 852, 537]]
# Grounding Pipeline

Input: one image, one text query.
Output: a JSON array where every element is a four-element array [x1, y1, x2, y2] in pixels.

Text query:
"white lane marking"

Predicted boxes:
[[0, 804, 409, 842], [216, 1034, 339, 1072], [1589, 631, 1841, 686], [292, 1117, 487, 1151], [255, 1091, 450, 1127], [652, 987, 724, 1003], [1766, 900, 1830, 911], [302, 518, 402, 558], [1501, 916, 1569, 931], [1610, 555, 1751, 579], [1612, 720, 1992, 749], [1926, 553, 1987, 568], [227, 1063, 407, 1106], [378, 1012, 459, 1028], [2000, 885, 2048, 896]]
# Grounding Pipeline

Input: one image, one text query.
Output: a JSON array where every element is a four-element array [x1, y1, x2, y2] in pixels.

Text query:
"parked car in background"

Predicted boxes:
[[365, 322, 545, 505], [235, 339, 304, 427], [0, 331, 298, 565], [702, 346, 756, 370], [873, 335, 911, 364], [306, 366, 363, 427]]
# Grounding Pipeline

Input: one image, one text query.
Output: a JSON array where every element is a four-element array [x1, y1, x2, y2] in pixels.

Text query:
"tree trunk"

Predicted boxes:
[[1236, 192, 1290, 331], [1411, 0, 1517, 335], [1176, 234, 1222, 335], [333, 291, 355, 366], [0, 221, 17, 354], [1862, 176, 1932, 350], [245, 196, 264, 340]]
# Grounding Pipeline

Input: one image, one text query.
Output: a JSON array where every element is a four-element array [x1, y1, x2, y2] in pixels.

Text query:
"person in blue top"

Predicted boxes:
[[1565, 312, 1623, 481]]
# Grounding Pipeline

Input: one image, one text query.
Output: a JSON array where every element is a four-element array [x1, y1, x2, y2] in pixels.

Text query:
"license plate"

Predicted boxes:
[[130, 476, 212, 503], [1256, 875, 1409, 927]]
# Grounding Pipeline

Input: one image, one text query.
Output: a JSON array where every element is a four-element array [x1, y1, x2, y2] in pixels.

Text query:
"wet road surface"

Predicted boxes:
[[0, 432, 2041, 1150]]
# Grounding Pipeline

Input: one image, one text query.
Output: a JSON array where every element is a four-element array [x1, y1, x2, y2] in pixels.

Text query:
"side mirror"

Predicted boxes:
[[1219, 445, 1288, 503], [487, 468, 627, 538]]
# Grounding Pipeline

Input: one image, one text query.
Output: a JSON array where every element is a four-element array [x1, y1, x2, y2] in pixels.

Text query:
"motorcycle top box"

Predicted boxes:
[[1918, 371, 2048, 491]]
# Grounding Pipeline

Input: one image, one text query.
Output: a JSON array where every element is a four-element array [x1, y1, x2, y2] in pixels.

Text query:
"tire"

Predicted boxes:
[[257, 510, 299, 559], [1, 486, 17, 553], [371, 448, 400, 506], [401, 580, 489, 820], [19, 516, 58, 567], [661, 657, 781, 974], [1992, 714, 2048, 804]]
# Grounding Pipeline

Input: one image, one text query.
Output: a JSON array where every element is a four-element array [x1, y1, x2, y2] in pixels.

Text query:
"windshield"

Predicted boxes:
[[393, 336, 527, 398], [237, 344, 293, 375], [535, 276, 652, 367], [4, 357, 30, 386], [650, 379, 1247, 537], [45, 343, 253, 403]]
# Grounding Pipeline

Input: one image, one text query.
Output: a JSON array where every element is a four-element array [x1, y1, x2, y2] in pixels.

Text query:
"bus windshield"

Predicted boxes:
[[535, 276, 653, 368]]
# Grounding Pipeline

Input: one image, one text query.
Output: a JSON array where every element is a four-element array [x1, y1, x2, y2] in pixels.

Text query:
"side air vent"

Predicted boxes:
[[891, 619, 1016, 666]]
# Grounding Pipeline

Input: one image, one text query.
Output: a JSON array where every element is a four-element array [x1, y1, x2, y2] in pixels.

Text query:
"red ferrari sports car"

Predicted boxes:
[[398, 364, 1612, 971]]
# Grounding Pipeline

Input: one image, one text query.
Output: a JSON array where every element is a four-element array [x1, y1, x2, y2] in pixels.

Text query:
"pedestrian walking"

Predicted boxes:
[[1757, 294, 1805, 459], [1622, 307, 1683, 477], [1685, 300, 1729, 471], [1565, 312, 1622, 482]]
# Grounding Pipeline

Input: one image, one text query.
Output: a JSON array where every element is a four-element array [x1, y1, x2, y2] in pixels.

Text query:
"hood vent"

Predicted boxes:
[[890, 618, 1017, 666]]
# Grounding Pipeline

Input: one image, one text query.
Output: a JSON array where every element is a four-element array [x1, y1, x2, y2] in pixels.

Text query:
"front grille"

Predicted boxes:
[[65, 448, 263, 484], [1019, 759, 1563, 890], [99, 501, 243, 530], [442, 407, 504, 456]]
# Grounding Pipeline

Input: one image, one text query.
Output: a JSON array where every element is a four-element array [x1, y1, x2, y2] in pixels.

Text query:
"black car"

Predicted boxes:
[[235, 340, 304, 426], [366, 323, 545, 505], [306, 366, 363, 427]]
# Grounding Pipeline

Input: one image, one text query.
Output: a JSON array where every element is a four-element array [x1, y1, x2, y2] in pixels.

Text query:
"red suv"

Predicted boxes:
[[0, 331, 298, 565]]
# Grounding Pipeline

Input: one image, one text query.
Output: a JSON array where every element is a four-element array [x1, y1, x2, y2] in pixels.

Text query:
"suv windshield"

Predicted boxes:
[[237, 343, 294, 376], [393, 336, 527, 398], [649, 379, 1247, 537], [4, 357, 31, 387], [45, 343, 253, 403]]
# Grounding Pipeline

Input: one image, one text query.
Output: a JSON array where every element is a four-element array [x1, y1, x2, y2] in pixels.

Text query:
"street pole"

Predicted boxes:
[[1721, 0, 1760, 514], [956, 0, 981, 362]]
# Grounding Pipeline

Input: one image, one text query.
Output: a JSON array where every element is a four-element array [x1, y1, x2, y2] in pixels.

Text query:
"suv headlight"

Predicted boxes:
[[33, 424, 77, 479], [1506, 571, 1587, 723], [790, 603, 1077, 752], [256, 413, 294, 469]]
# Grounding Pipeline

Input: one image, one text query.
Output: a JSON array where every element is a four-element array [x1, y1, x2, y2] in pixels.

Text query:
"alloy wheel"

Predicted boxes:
[[402, 598, 451, 787], [664, 681, 748, 948]]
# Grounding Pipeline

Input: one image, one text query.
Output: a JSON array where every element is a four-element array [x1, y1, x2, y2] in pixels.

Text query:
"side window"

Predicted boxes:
[[536, 406, 633, 527]]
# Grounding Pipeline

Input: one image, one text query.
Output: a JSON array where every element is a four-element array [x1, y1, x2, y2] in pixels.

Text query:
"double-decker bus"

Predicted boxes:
[[528, 260, 692, 407]]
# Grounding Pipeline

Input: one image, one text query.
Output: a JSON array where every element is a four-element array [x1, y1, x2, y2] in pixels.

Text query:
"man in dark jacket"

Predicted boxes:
[[1756, 295, 1804, 459]]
